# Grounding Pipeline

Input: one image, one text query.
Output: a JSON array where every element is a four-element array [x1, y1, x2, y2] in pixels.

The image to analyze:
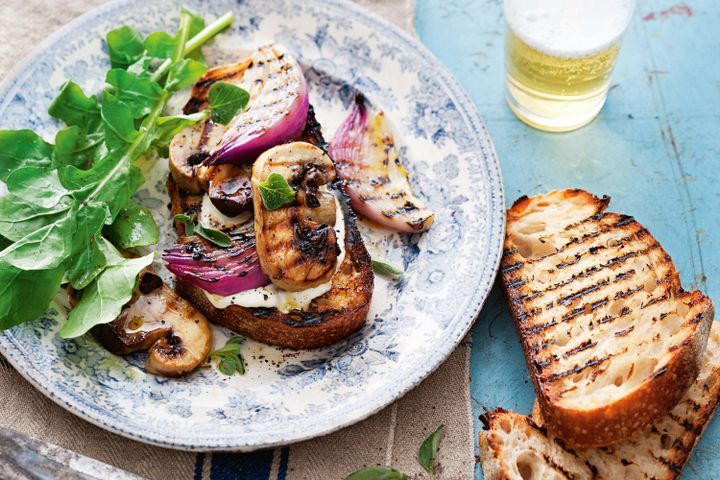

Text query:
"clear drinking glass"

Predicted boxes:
[[504, 0, 636, 132]]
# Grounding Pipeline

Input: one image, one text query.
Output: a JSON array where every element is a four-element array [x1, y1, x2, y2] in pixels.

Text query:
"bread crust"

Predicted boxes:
[[501, 189, 714, 448], [486, 325, 720, 479]]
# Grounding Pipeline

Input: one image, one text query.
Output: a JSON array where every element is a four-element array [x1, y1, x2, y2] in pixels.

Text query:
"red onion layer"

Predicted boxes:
[[163, 232, 270, 296], [207, 44, 309, 165]]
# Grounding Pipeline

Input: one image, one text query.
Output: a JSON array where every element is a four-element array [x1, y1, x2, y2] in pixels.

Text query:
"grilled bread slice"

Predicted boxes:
[[479, 410, 595, 480], [479, 323, 720, 480], [167, 106, 374, 349], [501, 189, 714, 447]]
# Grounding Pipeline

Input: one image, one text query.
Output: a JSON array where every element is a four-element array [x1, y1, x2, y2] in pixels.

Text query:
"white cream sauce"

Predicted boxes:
[[198, 194, 252, 230]]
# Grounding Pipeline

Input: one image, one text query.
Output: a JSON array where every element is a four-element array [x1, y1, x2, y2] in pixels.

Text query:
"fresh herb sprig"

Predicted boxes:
[[372, 259, 404, 277], [209, 336, 246, 376], [173, 214, 233, 248], [0, 7, 235, 336], [418, 424, 445, 480], [208, 82, 250, 125], [257, 172, 296, 210], [344, 424, 445, 480]]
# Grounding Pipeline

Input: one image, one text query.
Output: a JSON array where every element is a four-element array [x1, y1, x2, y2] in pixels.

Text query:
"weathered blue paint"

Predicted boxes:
[[417, 1, 719, 477]]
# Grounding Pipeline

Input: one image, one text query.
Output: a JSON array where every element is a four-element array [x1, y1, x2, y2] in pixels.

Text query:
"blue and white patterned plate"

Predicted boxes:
[[0, 0, 504, 450]]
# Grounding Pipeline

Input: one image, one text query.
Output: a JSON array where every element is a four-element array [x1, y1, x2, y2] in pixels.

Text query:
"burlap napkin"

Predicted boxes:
[[0, 1, 475, 478]]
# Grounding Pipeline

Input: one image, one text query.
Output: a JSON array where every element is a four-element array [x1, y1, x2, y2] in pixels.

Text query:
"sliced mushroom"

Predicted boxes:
[[199, 163, 254, 216], [93, 271, 212, 377], [169, 121, 226, 194], [252, 142, 339, 291]]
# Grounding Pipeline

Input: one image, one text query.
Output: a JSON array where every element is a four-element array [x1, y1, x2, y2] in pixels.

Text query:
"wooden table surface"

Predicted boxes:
[[416, 0, 719, 477]]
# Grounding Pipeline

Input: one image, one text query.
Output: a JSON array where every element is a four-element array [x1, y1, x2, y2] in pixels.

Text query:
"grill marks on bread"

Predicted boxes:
[[501, 189, 714, 447], [479, 327, 720, 479]]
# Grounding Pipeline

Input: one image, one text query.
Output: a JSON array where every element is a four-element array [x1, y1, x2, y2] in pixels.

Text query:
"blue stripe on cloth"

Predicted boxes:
[[277, 447, 289, 480], [210, 450, 274, 480], [194, 452, 206, 480]]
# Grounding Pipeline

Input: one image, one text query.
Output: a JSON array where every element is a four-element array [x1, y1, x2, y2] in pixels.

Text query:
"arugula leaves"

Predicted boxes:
[[104, 200, 159, 249], [105, 69, 164, 118], [0, 8, 235, 334], [208, 82, 250, 125], [0, 130, 53, 181], [48, 81, 101, 131], [59, 240, 154, 338], [258, 172, 296, 210], [0, 266, 65, 330], [165, 58, 207, 92], [209, 336, 246, 376], [173, 214, 233, 247], [106, 25, 146, 69]]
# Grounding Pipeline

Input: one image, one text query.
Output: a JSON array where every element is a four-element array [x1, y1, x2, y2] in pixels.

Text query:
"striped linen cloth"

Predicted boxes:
[[0, 1, 476, 478]]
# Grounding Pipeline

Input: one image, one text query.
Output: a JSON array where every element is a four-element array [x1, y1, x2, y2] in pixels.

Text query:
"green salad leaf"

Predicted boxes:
[[208, 82, 250, 125], [0, 130, 53, 181], [258, 172, 296, 210], [59, 240, 154, 338], [103, 200, 159, 249], [144, 31, 178, 59], [0, 210, 76, 270], [0, 7, 235, 334], [165, 58, 207, 92], [53, 127, 105, 169], [48, 81, 102, 131], [105, 69, 164, 118], [64, 202, 111, 290], [195, 223, 233, 248], [5, 167, 68, 208], [0, 265, 65, 330], [106, 25, 145, 69], [173, 213, 196, 236]]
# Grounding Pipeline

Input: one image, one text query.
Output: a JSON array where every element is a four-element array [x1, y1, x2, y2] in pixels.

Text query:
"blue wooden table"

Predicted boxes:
[[416, 0, 719, 477]]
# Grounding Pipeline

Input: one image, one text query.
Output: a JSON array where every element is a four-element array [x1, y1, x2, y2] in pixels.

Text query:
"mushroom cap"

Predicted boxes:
[[94, 271, 212, 377]]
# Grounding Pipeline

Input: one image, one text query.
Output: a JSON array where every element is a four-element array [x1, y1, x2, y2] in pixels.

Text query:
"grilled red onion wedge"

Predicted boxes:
[[93, 271, 212, 377], [329, 94, 435, 232], [252, 142, 339, 291], [207, 44, 309, 165], [163, 227, 270, 296]]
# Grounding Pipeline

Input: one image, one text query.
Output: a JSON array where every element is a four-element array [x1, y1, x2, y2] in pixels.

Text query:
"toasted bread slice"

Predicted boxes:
[[479, 409, 595, 480], [479, 323, 720, 480], [167, 107, 374, 349], [501, 189, 714, 447]]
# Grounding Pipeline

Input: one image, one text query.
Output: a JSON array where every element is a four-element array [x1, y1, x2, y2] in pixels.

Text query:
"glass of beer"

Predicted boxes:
[[504, 0, 636, 132]]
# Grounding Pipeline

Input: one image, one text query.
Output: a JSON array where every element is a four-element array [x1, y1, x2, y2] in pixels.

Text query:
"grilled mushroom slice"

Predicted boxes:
[[169, 121, 226, 194], [252, 142, 339, 291], [93, 271, 212, 377], [168, 59, 251, 193], [201, 163, 254, 216]]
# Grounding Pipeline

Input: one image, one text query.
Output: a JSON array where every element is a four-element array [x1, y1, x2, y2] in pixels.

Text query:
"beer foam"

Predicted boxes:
[[505, 0, 635, 58]]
